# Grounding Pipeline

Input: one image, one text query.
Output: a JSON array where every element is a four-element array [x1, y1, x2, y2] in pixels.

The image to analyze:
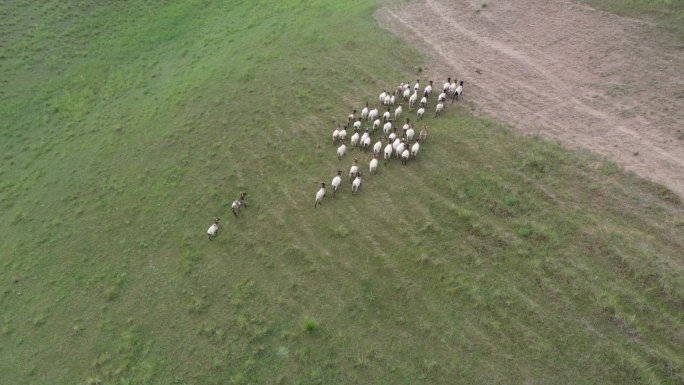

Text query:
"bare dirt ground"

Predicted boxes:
[[376, 0, 684, 197]]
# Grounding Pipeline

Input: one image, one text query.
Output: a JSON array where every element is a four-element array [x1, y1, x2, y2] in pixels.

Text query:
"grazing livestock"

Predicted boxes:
[[314, 182, 326, 208], [347, 110, 356, 126], [332, 124, 340, 142], [435, 102, 444, 117], [394, 104, 403, 120], [338, 125, 347, 142], [417, 107, 425, 120], [337, 142, 347, 160], [352, 172, 362, 193], [395, 140, 406, 159], [411, 140, 420, 158], [361, 130, 371, 151], [423, 80, 433, 97], [402, 87, 411, 100], [232, 192, 247, 216], [373, 138, 383, 155], [452, 80, 464, 102], [383, 121, 393, 136], [383, 141, 393, 165], [420, 125, 428, 142], [401, 147, 410, 165], [406, 126, 415, 142], [349, 158, 359, 183], [331, 170, 342, 197], [361, 102, 369, 120], [207, 218, 220, 240], [368, 107, 379, 122], [409, 92, 418, 108], [350, 128, 360, 147], [443, 77, 451, 93], [369, 154, 379, 174]]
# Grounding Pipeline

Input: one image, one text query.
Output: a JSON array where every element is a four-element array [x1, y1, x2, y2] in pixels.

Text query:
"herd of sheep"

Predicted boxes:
[[315, 77, 465, 208], [208, 77, 465, 238]]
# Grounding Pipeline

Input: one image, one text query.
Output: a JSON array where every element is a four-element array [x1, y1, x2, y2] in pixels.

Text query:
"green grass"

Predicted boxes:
[[583, 0, 684, 40], [1, 1, 683, 384]]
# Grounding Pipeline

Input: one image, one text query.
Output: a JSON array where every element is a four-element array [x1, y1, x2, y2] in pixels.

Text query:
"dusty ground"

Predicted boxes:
[[376, 0, 684, 197]]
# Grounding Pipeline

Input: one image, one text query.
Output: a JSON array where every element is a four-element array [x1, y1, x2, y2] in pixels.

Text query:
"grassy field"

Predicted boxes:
[[1, 1, 683, 384], [582, 0, 684, 39]]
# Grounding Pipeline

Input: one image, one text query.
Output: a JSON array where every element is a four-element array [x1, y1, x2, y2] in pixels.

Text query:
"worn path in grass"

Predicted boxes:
[[376, 0, 684, 197]]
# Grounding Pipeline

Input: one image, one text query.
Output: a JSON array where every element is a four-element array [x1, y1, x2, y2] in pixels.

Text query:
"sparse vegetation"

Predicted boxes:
[[583, 0, 684, 39], [303, 317, 319, 333], [0, 1, 682, 384]]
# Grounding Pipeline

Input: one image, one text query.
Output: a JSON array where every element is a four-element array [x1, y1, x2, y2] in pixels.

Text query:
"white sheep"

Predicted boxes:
[[373, 118, 381, 132], [352, 172, 362, 193], [411, 141, 420, 158], [402, 119, 410, 136], [383, 142, 393, 165], [349, 157, 359, 183], [338, 126, 347, 142], [449, 79, 457, 96], [423, 80, 433, 97], [452, 80, 464, 102], [384, 93, 391, 106], [347, 110, 357, 127], [402, 87, 410, 100], [394, 105, 402, 120], [379, 90, 386, 104], [368, 107, 379, 122], [388, 130, 397, 143], [314, 182, 326, 208], [401, 147, 410, 165], [383, 108, 391, 122], [417, 107, 425, 120], [369, 154, 379, 174], [420, 96, 427, 107], [396, 141, 406, 159], [361, 130, 371, 151], [435, 102, 444, 117], [383, 121, 392, 136], [332, 170, 342, 197], [361, 103, 369, 120], [390, 94, 396, 106], [438, 92, 447, 103], [406, 127, 415, 142], [409, 92, 418, 108], [392, 136, 401, 150], [350, 129, 360, 147], [353, 119, 361, 130], [231, 192, 247, 216], [443, 77, 451, 93], [337, 142, 346, 160], [414, 79, 420, 92], [207, 218, 220, 241], [373, 138, 383, 155], [332, 124, 340, 142]]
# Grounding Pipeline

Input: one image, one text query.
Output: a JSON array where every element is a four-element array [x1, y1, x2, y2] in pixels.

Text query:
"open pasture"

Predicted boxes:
[[0, 1, 682, 384]]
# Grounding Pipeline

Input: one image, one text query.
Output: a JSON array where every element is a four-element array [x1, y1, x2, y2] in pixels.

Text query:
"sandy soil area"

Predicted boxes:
[[376, 0, 684, 197]]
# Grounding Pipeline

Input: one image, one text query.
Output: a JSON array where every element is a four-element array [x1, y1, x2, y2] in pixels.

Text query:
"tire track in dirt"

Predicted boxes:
[[376, 0, 684, 197]]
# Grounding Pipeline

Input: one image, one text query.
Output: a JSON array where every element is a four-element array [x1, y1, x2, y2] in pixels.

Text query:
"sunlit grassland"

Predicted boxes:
[[0, 1, 682, 384]]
